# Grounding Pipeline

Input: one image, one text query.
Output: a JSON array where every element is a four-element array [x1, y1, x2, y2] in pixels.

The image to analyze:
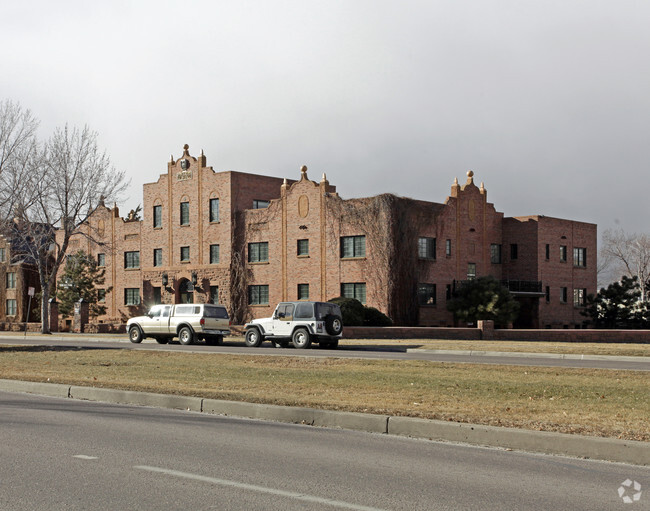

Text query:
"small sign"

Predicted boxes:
[[28, 287, 35, 297]]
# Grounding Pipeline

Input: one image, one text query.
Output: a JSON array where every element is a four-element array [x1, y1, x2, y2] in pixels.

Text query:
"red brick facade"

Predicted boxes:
[[51, 145, 597, 328]]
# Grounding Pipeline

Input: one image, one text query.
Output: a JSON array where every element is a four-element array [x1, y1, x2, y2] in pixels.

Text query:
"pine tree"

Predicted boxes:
[[582, 275, 648, 328], [57, 250, 111, 318], [447, 275, 520, 327]]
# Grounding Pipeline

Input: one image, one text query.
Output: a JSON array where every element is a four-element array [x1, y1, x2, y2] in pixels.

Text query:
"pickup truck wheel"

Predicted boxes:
[[245, 328, 263, 347], [154, 337, 169, 344], [292, 328, 311, 349], [178, 326, 195, 345], [205, 335, 223, 346], [325, 315, 343, 336], [128, 326, 143, 344]]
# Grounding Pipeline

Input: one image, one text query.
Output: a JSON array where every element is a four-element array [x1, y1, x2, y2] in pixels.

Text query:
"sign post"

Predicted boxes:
[[24, 287, 35, 337]]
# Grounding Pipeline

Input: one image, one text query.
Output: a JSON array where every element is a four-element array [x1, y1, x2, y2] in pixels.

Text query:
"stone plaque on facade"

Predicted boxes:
[[298, 195, 309, 218]]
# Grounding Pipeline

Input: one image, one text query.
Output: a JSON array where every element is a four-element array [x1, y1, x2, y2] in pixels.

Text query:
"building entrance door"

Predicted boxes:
[[179, 279, 194, 304]]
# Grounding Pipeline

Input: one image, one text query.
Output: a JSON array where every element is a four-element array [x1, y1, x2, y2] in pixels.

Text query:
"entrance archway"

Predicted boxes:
[[178, 279, 194, 304]]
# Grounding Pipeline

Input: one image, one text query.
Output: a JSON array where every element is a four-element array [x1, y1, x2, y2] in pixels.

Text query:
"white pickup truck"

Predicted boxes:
[[127, 303, 231, 345]]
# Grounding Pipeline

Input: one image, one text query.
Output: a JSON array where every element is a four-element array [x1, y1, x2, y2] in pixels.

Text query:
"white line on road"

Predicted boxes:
[[73, 455, 98, 460], [134, 465, 388, 511]]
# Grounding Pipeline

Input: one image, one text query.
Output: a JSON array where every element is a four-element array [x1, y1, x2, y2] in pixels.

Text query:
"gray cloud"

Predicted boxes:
[[2, 0, 648, 234]]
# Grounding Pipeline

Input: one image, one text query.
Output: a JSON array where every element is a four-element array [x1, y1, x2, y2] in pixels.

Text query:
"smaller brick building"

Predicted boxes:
[[40, 145, 596, 328]]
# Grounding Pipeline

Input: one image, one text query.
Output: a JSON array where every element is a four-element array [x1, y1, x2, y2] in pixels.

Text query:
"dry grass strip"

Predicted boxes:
[[1, 346, 647, 441]]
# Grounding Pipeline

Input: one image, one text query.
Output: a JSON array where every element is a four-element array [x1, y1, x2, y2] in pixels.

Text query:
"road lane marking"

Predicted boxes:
[[134, 465, 387, 511], [73, 455, 98, 460]]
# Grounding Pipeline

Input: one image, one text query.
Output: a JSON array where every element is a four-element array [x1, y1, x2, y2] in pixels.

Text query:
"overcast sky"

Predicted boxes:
[[2, 0, 649, 236]]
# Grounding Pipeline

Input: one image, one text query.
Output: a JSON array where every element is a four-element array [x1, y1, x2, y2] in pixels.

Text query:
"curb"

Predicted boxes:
[[1, 379, 647, 466], [406, 348, 650, 363]]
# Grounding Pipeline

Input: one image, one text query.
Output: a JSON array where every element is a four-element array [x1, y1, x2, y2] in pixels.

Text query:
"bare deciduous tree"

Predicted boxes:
[[14, 124, 128, 333], [0, 100, 39, 221], [600, 228, 650, 302]]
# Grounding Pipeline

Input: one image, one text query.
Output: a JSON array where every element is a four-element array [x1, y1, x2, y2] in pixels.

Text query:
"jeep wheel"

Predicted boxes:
[[128, 326, 143, 344], [291, 327, 311, 349], [178, 326, 195, 345], [325, 315, 343, 336], [245, 328, 263, 347]]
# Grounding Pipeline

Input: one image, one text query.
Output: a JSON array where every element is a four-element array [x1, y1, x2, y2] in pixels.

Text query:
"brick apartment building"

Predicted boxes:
[[4, 144, 596, 328]]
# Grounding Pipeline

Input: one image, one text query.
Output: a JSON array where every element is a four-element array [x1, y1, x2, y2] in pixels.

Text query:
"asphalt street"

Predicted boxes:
[[0, 334, 648, 371], [1, 391, 647, 511]]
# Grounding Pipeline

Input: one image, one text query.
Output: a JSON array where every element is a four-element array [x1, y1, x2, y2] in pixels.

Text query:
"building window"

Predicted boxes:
[[340, 235, 366, 258], [573, 247, 587, 267], [124, 288, 140, 306], [248, 242, 269, 263], [210, 285, 219, 304], [560, 287, 568, 303], [253, 199, 270, 209], [510, 244, 518, 260], [6, 299, 16, 316], [210, 244, 220, 264], [573, 288, 586, 307], [297, 239, 309, 256], [248, 284, 269, 305], [209, 198, 220, 222], [97, 253, 106, 267], [446, 284, 452, 300], [418, 237, 436, 260], [180, 246, 190, 262], [545, 244, 550, 260], [153, 248, 163, 267], [417, 283, 436, 305], [341, 282, 366, 304], [297, 283, 309, 300], [153, 205, 162, 228], [446, 239, 451, 257], [0, 248, 5, 262], [490, 244, 502, 264], [124, 251, 140, 269], [6, 272, 16, 289], [560, 245, 567, 262], [180, 201, 190, 225], [545, 286, 550, 303], [152, 287, 161, 305], [98, 289, 106, 303], [467, 263, 476, 280]]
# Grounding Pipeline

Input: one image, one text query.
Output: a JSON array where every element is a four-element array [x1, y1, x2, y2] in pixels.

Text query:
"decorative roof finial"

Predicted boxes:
[[454, 177, 458, 185], [170, 154, 174, 162], [321, 172, 327, 183], [183, 144, 190, 156], [300, 165, 308, 180], [200, 148, 204, 156], [466, 170, 474, 184]]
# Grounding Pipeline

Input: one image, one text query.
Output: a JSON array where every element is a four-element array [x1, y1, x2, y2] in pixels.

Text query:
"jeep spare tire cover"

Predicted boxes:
[[325, 315, 343, 335]]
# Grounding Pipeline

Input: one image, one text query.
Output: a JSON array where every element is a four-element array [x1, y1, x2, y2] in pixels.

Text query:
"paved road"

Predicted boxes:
[[1, 391, 647, 511], [1, 335, 648, 371]]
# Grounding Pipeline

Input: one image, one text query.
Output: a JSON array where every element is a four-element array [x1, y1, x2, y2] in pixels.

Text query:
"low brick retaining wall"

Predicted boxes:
[[343, 325, 650, 343], [343, 326, 482, 340]]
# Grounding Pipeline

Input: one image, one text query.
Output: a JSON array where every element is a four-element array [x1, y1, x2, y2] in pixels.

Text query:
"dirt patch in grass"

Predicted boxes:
[[1, 346, 647, 442]]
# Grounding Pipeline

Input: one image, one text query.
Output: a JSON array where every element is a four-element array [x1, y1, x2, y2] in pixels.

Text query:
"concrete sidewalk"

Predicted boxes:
[[0, 378, 647, 467]]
